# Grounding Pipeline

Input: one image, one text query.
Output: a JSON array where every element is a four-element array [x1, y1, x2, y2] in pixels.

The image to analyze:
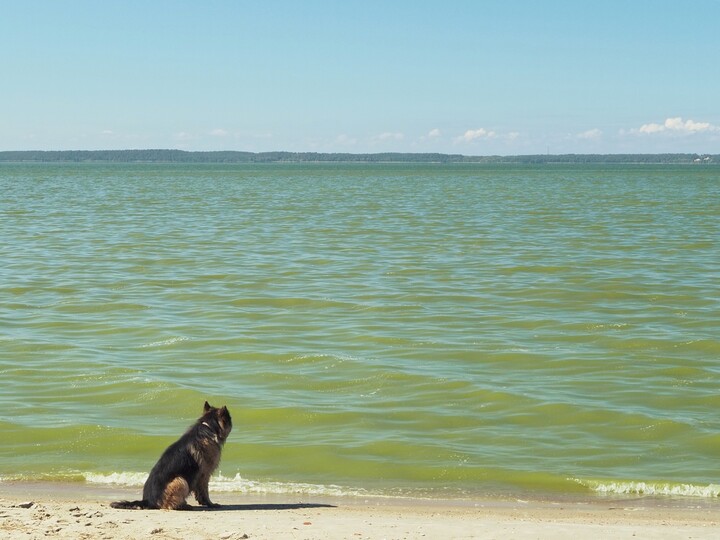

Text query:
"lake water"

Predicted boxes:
[[1, 162, 719, 500]]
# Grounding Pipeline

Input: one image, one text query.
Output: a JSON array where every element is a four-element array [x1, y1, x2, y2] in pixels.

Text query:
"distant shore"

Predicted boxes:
[[1, 481, 719, 539], [0, 149, 717, 164]]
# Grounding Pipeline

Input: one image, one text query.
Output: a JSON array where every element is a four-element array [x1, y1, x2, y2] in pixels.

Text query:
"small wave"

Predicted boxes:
[[211, 474, 371, 497], [575, 478, 720, 498], [139, 336, 190, 348], [84, 472, 370, 498], [84, 472, 147, 486], [284, 353, 354, 363]]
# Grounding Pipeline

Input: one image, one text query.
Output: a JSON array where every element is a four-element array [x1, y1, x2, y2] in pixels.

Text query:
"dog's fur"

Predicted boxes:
[[111, 402, 232, 510]]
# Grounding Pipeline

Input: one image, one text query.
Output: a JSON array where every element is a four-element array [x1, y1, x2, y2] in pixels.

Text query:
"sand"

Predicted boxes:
[[1, 482, 718, 539]]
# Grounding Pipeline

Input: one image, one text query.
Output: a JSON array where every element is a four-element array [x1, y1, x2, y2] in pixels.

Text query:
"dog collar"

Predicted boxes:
[[202, 422, 220, 444]]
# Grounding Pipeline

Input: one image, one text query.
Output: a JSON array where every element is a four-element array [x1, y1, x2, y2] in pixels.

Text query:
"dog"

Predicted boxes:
[[111, 401, 232, 510]]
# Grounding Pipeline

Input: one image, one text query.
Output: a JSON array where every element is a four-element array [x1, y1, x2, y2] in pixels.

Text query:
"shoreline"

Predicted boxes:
[[2, 482, 718, 539]]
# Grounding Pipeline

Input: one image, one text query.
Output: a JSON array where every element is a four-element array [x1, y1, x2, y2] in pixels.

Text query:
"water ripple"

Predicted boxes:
[[2, 163, 720, 498]]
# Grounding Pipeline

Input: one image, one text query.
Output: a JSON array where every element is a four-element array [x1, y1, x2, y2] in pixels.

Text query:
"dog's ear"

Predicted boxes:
[[204, 401, 212, 413], [218, 406, 232, 434]]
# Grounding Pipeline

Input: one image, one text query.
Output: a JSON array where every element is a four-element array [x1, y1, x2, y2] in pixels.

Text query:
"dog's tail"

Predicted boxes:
[[110, 499, 152, 510]]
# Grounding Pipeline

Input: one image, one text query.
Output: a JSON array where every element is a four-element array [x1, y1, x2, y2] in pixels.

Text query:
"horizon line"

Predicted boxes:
[[1, 149, 717, 155], [1, 149, 717, 166]]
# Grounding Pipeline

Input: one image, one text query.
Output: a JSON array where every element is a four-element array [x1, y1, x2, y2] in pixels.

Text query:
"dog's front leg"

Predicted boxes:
[[193, 473, 220, 508]]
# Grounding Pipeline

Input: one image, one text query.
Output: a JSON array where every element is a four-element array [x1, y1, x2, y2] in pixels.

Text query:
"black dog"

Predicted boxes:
[[111, 402, 232, 510]]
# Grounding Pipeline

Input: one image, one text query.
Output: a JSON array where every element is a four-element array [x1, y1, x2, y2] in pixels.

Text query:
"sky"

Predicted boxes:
[[2, 0, 719, 155]]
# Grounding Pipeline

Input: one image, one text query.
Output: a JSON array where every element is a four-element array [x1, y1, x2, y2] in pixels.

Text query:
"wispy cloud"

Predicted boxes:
[[174, 131, 194, 141], [631, 117, 718, 135], [455, 128, 497, 143], [416, 128, 443, 145], [372, 132, 405, 142], [453, 128, 526, 145], [577, 128, 602, 140]]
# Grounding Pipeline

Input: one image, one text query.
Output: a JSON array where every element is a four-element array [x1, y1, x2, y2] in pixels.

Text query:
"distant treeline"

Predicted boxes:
[[0, 149, 716, 164]]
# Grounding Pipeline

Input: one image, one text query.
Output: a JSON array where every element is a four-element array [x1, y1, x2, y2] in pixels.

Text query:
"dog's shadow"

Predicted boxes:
[[195, 503, 337, 512]]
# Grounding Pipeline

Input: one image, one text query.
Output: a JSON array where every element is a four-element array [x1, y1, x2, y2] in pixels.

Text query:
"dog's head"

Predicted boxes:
[[202, 401, 233, 443]]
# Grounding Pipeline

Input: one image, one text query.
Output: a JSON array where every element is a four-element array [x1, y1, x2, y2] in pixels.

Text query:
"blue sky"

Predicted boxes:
[[2, 0, 719, 154]]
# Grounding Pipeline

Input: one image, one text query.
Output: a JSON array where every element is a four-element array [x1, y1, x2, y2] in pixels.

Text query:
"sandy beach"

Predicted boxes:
[[1, 483, 718, 539]]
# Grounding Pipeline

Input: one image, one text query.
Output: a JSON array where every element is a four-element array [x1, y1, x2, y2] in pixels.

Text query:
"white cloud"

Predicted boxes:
[[416, 128, 443, 145], [373, 132, 405, 142], [638, 122, 665, 134], [456, 128, 497, 143], [209, 128, 229, 137], [636, 117, 718, 135], [577, 128, 602, 140]]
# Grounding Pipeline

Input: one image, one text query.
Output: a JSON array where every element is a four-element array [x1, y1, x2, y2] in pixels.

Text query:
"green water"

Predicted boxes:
[[2, 162, 719, 499]]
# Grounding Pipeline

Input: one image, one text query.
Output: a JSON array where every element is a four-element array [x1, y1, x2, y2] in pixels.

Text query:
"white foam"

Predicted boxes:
[[139, 336, 190, 348], [83, 471, 370, 498], [210, 473, 370, 497], [84, 472, 147, 487], [575, 478, 720, 498]]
